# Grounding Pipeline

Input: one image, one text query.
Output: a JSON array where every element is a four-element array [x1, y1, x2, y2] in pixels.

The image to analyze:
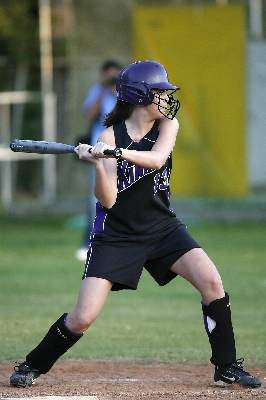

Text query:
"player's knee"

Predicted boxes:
[[202, 274, 224, 302], [66, 311, 97, 333], [208, 272, 223, 288], [203, 260, 223, 292]]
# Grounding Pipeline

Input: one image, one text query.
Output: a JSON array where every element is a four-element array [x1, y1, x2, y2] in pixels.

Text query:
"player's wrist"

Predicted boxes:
[[113, 148, 122, 159]]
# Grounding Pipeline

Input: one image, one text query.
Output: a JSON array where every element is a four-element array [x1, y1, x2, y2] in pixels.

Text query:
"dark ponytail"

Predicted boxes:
[[104, 100, 135, 127]]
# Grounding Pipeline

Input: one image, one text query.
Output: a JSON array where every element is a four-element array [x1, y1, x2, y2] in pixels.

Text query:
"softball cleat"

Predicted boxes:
[[10, 361, 40, 387], [214, 358, 261, 388]]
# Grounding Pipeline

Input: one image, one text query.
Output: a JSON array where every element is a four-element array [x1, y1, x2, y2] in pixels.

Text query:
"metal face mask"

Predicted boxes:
[[148, 87, 180, 120]]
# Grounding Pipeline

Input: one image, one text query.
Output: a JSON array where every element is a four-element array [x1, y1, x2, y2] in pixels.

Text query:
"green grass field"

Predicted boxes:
[[0, 212, 265, 364]]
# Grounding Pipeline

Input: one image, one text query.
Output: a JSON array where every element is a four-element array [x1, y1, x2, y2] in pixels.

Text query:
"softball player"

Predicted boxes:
[[10, 61, 261, 389]]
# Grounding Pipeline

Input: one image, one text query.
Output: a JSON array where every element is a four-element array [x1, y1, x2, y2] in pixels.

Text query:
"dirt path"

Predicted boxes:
[[1, 360, 265, 399]]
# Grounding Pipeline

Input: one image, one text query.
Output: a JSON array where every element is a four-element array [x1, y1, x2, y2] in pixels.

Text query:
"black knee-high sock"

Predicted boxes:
[[202, 293, 236, 366], [26, 314, 83, 374]]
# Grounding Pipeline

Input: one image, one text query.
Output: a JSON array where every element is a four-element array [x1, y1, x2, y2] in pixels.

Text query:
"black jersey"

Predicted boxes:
[[92, 120, 177, 236]]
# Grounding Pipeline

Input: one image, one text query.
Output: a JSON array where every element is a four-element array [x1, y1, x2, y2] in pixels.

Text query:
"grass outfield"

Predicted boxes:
[[0, 212, 265, 363]]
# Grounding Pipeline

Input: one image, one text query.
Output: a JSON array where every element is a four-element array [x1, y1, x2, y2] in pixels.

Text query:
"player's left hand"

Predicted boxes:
[[75, 143, 95, 161]]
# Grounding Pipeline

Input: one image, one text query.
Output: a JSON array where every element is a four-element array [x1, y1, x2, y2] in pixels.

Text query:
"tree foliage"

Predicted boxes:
[[0, 0, 39, 64]]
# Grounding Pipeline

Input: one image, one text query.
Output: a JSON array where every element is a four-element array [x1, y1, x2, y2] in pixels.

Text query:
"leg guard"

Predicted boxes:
[[202, 293, 236, 366], [26, 314, 83, 374]]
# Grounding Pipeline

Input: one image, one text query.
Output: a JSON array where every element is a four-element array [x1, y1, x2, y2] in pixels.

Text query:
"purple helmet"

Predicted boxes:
[[116, 60, 180, 118]]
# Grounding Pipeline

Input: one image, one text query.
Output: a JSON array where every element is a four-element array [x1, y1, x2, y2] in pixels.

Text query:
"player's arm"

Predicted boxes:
[[119, 117, 179, 170], [94, 127, 118, 208], [75, 128, 118, 208], [88, 117, 179, 170], [93, 157, 117, 208]]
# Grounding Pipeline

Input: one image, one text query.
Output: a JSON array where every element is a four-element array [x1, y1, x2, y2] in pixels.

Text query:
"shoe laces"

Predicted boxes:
[[232, 358, 245, 370], [14, 361, 31, 373], [231, 358, 254, 377]]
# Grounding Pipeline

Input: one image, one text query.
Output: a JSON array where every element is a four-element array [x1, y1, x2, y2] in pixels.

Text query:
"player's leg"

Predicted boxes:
[[170, 248, 261, 388], [170, 248, 234, 365], [10, 277, 112, 387], [66, 276, 113, 333], [170, 247, 224, 304]]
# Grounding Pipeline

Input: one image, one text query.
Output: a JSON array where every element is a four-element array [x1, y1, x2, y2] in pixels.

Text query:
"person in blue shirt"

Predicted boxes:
[[76, 60, 122, 261]]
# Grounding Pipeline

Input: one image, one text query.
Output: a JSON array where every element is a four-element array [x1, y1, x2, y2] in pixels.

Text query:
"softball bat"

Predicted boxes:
[[10, 139, 115, 156]]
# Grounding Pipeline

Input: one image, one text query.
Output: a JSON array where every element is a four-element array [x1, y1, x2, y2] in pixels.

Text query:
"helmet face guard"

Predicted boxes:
[[145, 85, 180, 120], [116, 61, 180, 119]]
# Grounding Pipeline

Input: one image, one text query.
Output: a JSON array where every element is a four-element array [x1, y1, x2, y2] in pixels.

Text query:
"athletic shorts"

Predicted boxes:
[[82, 220, 201, 291]]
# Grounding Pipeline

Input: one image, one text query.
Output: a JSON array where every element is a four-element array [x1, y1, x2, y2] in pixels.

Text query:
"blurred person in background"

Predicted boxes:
[[75, 60, 122, 261]]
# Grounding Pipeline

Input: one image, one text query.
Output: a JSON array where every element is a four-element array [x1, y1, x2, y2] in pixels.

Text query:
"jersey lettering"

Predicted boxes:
[[117, 160, 154, 192], [154, 167, 170, 195]]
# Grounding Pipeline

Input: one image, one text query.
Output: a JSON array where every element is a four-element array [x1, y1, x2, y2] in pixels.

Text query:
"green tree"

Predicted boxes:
[[0, 0, 39, 64]]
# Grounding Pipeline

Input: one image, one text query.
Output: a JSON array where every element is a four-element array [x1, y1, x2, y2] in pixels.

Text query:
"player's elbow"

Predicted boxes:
[[95, 191, 117, 209], [154, 162, 164, 170], [153, 155, 167, 170], [103, 199, 116, 209]]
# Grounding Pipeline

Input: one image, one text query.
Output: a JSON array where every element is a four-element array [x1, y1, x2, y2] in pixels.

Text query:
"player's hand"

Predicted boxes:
[[90, 141, 115, 158], [75, 142, 115, 161], [75, 143, 97, 162]]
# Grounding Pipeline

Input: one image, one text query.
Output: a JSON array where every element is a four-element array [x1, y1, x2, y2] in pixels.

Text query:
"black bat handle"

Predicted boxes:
[[103, 149, 116, 157], [88, 148, 115, 157]]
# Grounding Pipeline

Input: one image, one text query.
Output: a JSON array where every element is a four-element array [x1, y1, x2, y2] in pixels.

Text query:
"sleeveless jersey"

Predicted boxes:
[[92, 120, 177, 236]]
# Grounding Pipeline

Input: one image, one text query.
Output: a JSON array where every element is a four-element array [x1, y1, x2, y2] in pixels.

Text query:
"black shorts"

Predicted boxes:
[[83, 220, 201, 291]]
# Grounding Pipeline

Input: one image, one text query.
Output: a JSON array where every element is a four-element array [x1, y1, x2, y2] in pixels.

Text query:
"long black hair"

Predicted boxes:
[[103, 100, 135, 127]]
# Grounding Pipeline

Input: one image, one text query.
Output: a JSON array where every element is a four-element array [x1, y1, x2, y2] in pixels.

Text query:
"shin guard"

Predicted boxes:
[[26, 314, 83, 374], [202, 293, 236, 366]]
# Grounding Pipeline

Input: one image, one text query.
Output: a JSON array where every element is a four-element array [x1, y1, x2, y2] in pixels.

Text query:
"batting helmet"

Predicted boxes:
[[116, 60, 180, 118]]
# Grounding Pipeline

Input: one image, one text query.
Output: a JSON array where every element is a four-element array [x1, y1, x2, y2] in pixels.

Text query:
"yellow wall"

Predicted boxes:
[[132, 5, 248, 196]]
